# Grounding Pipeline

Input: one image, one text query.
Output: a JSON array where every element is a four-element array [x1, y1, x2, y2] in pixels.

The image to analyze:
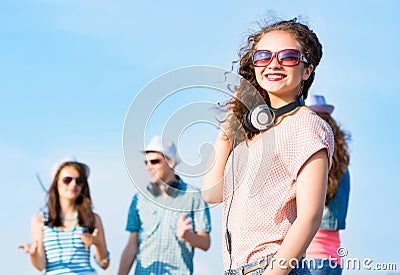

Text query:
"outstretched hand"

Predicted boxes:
[[79, 228, 99, 250], [18, 241, 38, 255], [176, 213, 193, 240]]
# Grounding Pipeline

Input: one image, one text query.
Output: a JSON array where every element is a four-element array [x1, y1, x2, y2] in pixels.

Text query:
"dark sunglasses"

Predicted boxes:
[[62, 176, 84, 186], [252, 49, 309, 67], [144, 159, 162, 166]]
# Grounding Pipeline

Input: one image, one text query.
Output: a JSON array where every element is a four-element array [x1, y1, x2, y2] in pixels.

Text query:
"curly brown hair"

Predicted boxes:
[[316, 112, 351, 205], [223, 18, 323, 143], [45, 161, 95, 233]]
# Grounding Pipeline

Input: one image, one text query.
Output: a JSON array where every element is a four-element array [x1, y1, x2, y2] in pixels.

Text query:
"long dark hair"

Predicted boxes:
[[316, 112, 351, 205], [224, 18, 323, 143], [45, 161, 95, 233]]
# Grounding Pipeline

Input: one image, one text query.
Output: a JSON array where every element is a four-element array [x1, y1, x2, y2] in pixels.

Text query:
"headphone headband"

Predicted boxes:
[[243, 95, 304, 133], [271, 96, 304, 118]]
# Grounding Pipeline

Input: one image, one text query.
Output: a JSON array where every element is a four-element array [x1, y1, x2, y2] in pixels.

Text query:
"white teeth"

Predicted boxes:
[[267, 74, 284, 80]]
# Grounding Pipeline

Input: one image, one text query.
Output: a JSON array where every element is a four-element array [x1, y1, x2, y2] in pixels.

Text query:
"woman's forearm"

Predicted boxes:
[[202, 132, 231, 203], [265, 214, 322, 275], [30, 251, 46, 271]]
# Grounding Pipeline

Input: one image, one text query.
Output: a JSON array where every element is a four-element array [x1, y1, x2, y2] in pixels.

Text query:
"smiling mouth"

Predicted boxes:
[[266, 74, 286, 81]]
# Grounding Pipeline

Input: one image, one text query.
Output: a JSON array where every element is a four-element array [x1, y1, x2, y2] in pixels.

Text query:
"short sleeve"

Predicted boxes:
[[192, 192, 212, 233], [126, 194, 140, 232], [285, 111, 334, 180]]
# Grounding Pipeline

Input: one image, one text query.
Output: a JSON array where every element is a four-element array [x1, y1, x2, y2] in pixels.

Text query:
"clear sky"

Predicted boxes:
[[2, 1, 400, 274]]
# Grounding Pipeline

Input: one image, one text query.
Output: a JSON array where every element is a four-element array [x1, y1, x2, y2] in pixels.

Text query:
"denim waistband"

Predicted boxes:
[[224, 256, 273, 275]]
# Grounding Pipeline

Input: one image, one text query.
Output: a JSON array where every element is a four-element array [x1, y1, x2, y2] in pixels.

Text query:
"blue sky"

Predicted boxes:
[[2, 1, 400, 274]]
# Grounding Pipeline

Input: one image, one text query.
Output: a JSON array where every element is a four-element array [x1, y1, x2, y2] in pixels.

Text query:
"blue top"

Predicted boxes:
[[42, 213, 96, 275], [126, 179, 211, 275], [320, 169, 350, 230]]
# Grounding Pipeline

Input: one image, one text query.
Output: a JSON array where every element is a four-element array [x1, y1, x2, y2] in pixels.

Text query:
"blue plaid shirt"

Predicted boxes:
[[126, 179, 211, 275]]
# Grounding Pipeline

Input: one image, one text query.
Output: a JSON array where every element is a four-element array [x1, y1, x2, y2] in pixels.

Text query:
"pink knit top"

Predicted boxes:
[[222, 107, 334, 269], [307, 229, 342, 265]]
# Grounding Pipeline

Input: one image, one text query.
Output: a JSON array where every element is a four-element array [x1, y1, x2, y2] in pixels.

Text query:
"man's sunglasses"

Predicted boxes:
[[144, 159, 162, 166], [252, 49, 309, 67], [62, 176, 84, 186]]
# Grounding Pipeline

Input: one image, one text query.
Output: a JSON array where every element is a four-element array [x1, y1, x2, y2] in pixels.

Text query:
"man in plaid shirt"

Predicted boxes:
[[118, 136, 211, 275]]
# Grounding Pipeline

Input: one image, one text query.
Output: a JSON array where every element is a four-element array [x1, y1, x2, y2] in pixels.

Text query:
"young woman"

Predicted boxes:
[[19, 158, 109, 274], [202, 19, 334, 275], [306, 94, 351, 275]]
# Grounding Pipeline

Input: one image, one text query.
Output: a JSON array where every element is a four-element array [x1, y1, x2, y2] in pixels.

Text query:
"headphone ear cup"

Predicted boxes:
[[243, 110, 259, 133], [166, 181, 180, 196], [243, 105, 275, 132], [147, 183, 160, 196]]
